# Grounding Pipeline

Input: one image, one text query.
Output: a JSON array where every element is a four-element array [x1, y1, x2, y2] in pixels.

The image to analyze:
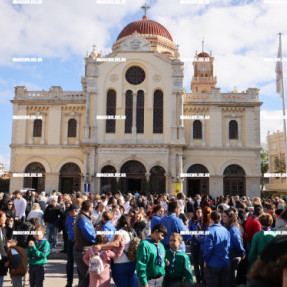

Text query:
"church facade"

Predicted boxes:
[[9, 12, 262, 198]]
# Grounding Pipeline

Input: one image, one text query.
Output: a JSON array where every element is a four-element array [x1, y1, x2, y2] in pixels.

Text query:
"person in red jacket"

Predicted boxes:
[[244, 205, 263, 252]]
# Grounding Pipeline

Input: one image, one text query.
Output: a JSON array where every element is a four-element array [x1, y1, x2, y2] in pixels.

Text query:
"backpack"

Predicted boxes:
[[88, 248, 105, 275], [8, 246, 27, 276], [124, 231, 141, 261]]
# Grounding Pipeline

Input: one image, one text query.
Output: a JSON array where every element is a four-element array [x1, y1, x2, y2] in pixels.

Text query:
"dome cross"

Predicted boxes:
[[141, 3, 150, 16]]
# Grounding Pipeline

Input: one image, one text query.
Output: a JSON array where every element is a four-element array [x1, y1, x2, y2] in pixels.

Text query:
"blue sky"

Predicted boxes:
[[0, 0, 287, 170]]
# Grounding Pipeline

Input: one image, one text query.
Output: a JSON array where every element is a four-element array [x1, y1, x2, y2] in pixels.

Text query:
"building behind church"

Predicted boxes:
[[9, 10, 262, 197]]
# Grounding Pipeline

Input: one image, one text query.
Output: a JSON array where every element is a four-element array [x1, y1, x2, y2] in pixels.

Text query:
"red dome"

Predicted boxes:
[[116, 16, 173, 42], [198, 52, 210, 57]]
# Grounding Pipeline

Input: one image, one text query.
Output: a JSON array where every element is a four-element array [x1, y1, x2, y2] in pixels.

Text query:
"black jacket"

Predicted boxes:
[[14, 220, 35, 249], [44, 205, 63, 224]]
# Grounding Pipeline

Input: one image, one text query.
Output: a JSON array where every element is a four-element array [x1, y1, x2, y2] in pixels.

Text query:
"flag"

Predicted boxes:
[[276, 34, 283, 97]]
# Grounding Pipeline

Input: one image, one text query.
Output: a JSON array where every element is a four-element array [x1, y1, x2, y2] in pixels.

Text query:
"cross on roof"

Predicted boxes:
[[141, 3, 150, 16]]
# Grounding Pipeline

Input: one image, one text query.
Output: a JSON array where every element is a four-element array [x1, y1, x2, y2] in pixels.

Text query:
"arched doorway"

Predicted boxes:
[[120, 160, 146, 194], [23, 162, 45, 192], [150, 166, 166, 195], [59, 163, 81, 194], [223, 164, 246, 196], [100, 165, 117, 194], [186, 164, 209, 198]]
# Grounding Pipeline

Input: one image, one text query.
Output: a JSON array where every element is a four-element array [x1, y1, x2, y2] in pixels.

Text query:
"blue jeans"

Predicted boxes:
[[46, 223, 58, 249], [0, 276, 4, 287], [112, 261, 138, 287]]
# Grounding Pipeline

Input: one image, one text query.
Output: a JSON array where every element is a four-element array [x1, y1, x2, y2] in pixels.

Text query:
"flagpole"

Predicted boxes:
[[278, 33, 287, 175]]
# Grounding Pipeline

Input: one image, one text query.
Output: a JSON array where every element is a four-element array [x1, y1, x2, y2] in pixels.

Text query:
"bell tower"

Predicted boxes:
[[191, 39, 217, 93]]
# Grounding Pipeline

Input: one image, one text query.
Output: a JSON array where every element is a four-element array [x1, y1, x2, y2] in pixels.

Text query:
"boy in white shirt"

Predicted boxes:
[[13, 190, 26, 221]]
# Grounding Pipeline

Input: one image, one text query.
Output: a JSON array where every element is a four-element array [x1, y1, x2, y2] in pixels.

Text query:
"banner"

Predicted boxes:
[[174, 183, 181, 195]]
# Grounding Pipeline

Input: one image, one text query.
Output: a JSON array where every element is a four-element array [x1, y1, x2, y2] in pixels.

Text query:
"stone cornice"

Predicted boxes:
[[184, 147, 262, 152]]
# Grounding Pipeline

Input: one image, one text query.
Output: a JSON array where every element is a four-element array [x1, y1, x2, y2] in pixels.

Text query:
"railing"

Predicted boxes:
[[184, 88, 259, 102], [14, 86, 86, 101]]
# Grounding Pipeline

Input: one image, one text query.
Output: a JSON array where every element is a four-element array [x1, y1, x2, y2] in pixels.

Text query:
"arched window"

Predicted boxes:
[[68, 119, 77, 137], [33, 119, 42, 137], [153, 90, 163, 133], [150, 166, 166, 194], [136, 90, 144, 133], [24, 162, 46, 192], [59, 162, 81, 194], [100, 165, 117, 194], [223, 164, 245, 196], [125, 90, 133, 133], [193, 120, 202, 139], [186, 164, 209, 197], [106, 90, 116, 133], [229, 120, 238, 139]]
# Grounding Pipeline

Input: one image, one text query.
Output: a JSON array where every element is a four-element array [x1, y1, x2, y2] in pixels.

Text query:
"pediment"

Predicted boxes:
[[117, 32, 152, 52]]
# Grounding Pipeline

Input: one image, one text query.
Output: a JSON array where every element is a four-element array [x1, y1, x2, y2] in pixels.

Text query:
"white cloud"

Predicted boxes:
[[0, 0, 140, 65], [151, 1, 287, 93], [261, 109, 284, 143], [1, 0, 287, 95]]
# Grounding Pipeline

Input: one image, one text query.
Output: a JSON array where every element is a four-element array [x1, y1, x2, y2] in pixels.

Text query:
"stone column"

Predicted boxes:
[[84, 150, 90, 179], [145, 173, 150, 195], [177, 153, 183, 193], [202, 119, 206, 147], [45, 173, 59, 194], [226, 119, 230, 147], [189, 120, 194, 147], [179, 92, 183, 126], [89, 148, 96, 194], [238, 117, 242, 147], [64, 119, 68, 145], [76, 116, 80, 145], [176, 93, 180, 127], [94, 149, 100, 194], [29, 120, 34, 144], [209, 176, 223, 198], [164, 173, 169, 194], [84, 93, 90, 139], [40, 116, 46, 145]]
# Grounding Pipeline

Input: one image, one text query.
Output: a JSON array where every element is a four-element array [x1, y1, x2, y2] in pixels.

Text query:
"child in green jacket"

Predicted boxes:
[[136, 223, 168, 287], [164, 232, 193, 287], [27, 225, 50, 287]]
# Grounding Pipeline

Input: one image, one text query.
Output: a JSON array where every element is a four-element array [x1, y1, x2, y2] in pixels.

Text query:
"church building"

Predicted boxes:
[[9, 7, 262, 198]]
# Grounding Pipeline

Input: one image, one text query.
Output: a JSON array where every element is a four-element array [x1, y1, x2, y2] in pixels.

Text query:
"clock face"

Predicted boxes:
[[201, 66, 206, 72], [125, 66, 145, 85]]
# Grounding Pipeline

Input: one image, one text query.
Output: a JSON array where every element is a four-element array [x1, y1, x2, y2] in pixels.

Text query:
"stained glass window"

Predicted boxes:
[[33, 119, 42, 137], [106, 90, 116, 133], [125, 66, 145, 85], [153, 90, 163, 133], [136, 90, 144, 133], [229, 120, 238, 139], [193, 120, 202, 139], [125, 90, 133, 133], [68, 119, 77, 137]]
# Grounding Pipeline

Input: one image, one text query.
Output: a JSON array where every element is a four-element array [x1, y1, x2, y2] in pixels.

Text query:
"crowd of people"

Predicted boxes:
[[1, 190, 287, 287]]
